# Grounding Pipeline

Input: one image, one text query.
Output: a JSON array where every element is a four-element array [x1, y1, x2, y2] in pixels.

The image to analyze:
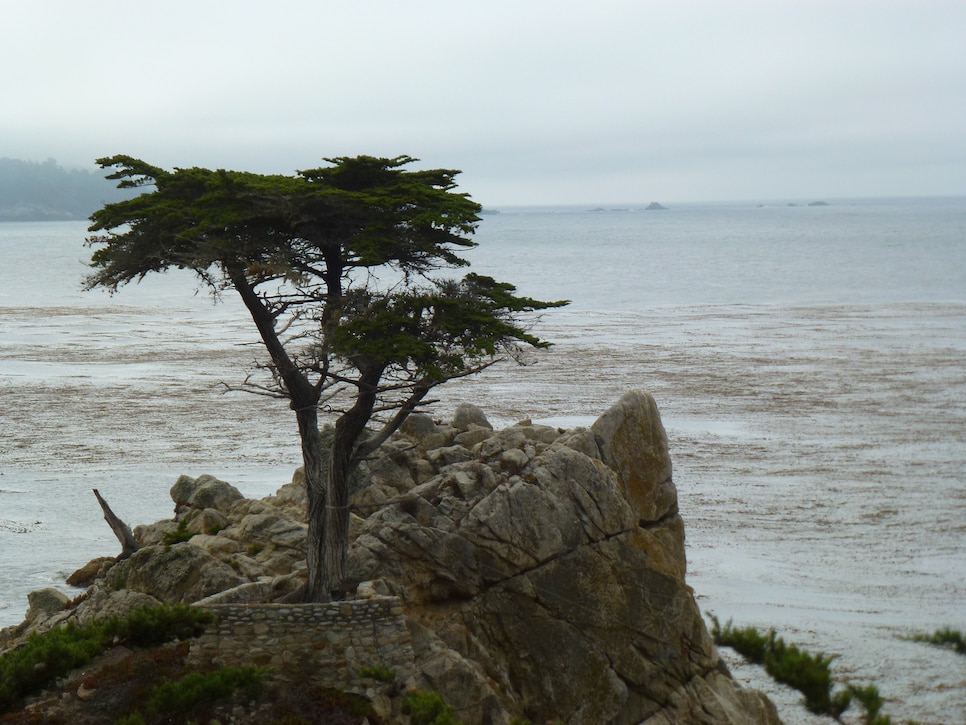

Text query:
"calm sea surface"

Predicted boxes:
[[1, 198, 964, 722]]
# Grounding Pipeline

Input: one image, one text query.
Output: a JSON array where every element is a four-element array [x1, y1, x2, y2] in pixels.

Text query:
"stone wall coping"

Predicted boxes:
[[196, 595, 400, 609]]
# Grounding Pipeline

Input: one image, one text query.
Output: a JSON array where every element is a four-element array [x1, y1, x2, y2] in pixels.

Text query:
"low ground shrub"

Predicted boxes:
[[145, 665, 266, 715], [904, 627, 965, 655], [403, 690, 461, 725], [709, 615, 895, 723], [0, 604, 214, 714], [845, 682, 891, 725], [709, 616, 774, 664], [763, 635, 839, 715], [0, 624, 105, 711], [356, 663, 396, 682], [103, 603, 213, 647]]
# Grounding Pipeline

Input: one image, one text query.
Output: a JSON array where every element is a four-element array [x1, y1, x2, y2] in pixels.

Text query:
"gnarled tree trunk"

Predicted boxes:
[[298, 408, 332, 602]]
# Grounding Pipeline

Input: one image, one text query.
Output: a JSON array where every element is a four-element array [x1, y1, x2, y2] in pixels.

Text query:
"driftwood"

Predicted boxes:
[[92, 488, 140, 559]]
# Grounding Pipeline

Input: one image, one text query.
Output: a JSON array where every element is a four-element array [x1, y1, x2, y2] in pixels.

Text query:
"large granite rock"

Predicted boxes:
[[24, 588, 69, 624], [592, 388, 677, 524], [348, 390, 779, 724], [170, 473, 244, 513], [105, 543, 247, 604]]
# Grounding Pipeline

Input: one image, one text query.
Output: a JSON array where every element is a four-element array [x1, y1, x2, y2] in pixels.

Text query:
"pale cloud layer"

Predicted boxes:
[[3, 1, 964, 204]]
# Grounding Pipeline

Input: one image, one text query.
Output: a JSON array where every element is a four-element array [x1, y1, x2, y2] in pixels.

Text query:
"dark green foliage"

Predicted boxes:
[[402, 690, 462, 725], [711, 616, 836, 712], [763, 635, 837, 714], [0, 623, 105, 712], [144, 665, 266, 714], [161, 519, 194, 546], [709, 616, 897, 722], [845, 683, 893, 724], [102, 604, 213, 647], [709, 615, 773, 664], [0, 604, 213, 713], [905, 627, 966, 655], [356, 663, 396, 682]]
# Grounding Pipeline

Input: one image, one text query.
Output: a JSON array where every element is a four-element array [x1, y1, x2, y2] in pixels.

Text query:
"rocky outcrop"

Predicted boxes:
[[5, 389, 779, 725], [104, 542, 248, 605], [347, 390, 777, 724]]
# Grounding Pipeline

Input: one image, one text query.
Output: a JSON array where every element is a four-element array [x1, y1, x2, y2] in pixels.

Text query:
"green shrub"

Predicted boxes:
[[162, 518, 195, 546], [145, 665, 267, 714], [402, 690, 461, 725], [357, 663, 397, 682], [0, 623, 106, 712], [709, 616, 774, 664], [844, 682, 894, 724], [709, 615, 895, 723], [763, 635, 836, 714], [103, 603, 214, 647], [0, 604, 214, 714], [905, 627, 965, 655]]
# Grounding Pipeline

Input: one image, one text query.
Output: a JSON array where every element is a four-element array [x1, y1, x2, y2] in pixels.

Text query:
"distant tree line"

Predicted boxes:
[[0, 157, 134, 221]]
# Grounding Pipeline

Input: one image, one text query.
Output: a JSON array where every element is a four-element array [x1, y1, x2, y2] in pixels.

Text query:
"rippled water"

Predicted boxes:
[[2, 200, 964, 723]]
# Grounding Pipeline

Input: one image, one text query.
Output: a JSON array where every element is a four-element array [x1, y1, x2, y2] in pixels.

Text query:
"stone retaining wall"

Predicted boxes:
[[189, 597, 415, 691]]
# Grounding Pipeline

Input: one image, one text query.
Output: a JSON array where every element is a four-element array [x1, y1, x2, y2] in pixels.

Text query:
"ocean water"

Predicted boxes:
[[1, 198, 964, 723]]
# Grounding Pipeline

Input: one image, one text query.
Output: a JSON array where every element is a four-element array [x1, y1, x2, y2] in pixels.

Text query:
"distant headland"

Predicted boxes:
[[0, 157, 134, 222]]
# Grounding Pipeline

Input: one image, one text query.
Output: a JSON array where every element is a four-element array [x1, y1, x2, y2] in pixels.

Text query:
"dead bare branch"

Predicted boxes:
[[92, 488, 140, 559]]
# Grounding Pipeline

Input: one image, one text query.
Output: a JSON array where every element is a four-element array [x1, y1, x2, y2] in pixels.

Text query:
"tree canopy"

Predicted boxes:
[[86, 154, 566, 600]]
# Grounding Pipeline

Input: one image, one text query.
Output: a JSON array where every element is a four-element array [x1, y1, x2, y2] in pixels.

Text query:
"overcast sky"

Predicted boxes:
[[3, 1, 964, 205]]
